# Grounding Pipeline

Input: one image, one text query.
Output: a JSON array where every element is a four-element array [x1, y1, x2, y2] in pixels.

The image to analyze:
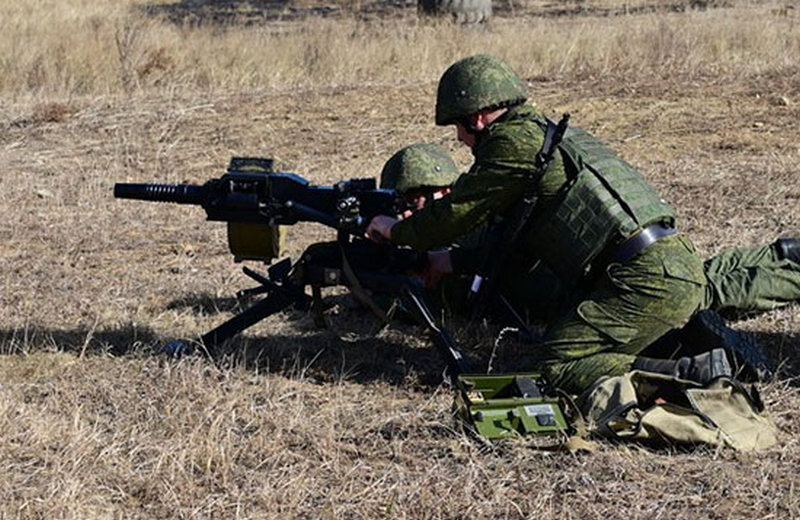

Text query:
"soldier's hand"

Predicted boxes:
[[421, 249, 453, 288], [366, 215, 398, 243]]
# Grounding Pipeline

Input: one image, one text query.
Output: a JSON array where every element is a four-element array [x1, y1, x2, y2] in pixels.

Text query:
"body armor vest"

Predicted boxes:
[[528, 121, 676, 280]]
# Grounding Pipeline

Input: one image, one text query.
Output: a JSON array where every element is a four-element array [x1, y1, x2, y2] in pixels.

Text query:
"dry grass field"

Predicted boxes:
[[2, 0, 800, 518]]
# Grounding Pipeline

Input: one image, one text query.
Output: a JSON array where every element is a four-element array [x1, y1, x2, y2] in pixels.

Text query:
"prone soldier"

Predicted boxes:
[[381, 144, 800, 320]]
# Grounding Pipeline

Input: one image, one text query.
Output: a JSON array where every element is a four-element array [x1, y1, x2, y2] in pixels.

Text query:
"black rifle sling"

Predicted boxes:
[[468, 113, 570, 323]]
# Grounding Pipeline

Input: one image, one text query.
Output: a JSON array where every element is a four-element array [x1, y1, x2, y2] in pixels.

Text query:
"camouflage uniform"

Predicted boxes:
[[392, 102, 707, 394], [381, 146, 800, 318], [703, 243, 800, 313], [384, 60, 800, 324], [384, 55, 718, 394], [505, 241, 800, 322]]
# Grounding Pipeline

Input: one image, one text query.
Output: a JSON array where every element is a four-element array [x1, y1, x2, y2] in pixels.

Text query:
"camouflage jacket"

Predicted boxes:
[[391, 104, 567, 270]]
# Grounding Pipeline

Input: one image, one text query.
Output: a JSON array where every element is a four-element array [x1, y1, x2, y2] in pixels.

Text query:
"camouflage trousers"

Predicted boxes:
[[533, 235, 706, 395], [703, 241, 800, 313], [507, 240, 800, 322], [434, 239, 800, 395]]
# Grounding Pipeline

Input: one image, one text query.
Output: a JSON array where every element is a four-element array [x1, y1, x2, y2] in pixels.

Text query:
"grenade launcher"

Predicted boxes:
[[114, 157, 570, 440], [114, 157, 404, 263], [113, 157, 471, 376]]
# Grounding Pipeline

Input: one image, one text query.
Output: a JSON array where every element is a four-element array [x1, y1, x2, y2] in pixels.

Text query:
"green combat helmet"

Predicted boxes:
[[380, 143, 461, 193], [435, 54, 528, 126]]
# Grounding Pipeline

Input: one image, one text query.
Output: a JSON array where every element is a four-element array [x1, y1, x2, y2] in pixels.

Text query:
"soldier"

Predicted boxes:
[[381, 143, 800, 319], [379, 143, 460, 216], [367, 54, 746, 394], [380, 143, 498, 316], [380, 142, 565, 319]]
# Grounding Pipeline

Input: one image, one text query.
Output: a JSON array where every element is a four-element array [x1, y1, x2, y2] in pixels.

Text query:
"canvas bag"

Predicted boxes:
[[579, 370, 779, 451]]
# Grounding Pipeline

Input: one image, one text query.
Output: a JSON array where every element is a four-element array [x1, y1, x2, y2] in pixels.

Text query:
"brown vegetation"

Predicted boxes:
[[1, 0, 800, 518]]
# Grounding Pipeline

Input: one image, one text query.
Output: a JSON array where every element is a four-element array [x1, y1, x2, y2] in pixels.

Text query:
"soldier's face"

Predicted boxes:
[[403, 187, 451, 215], [455, 109, 507, 149], [455, 122, 477, 149]]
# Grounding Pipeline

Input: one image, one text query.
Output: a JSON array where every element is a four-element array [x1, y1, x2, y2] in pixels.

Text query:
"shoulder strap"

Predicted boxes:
[[535, 113, 571, 174], [467, 113, 570, 323]]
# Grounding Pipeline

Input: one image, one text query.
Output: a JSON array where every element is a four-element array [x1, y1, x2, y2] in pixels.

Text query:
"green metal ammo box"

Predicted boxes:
[[455, 373, 569, 440]]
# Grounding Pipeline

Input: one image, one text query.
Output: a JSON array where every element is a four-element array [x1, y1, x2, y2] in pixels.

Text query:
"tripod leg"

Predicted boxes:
[[201, 290, 307, 351], [311, 285, 326, 328], [401, 285, 473, 377]]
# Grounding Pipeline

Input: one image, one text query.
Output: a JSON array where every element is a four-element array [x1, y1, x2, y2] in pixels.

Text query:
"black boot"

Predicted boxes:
[[680, 309, 772, 381], [632, 348, 732, 384], [776, 238, 800, 264]]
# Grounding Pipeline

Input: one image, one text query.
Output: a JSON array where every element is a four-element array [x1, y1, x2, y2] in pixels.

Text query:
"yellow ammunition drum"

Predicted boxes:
[[227, 222, 285, 262]]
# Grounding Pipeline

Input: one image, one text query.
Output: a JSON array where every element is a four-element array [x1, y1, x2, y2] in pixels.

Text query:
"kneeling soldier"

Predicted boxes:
[[368, 55, 752, 393]]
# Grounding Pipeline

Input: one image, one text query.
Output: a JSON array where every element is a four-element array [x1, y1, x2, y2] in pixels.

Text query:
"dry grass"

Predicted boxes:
[[2, 0, 800, 518], [1, 0, 798, 99]]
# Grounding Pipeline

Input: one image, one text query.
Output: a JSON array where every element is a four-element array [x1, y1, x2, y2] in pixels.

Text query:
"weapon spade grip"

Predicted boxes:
[[113, 183, 207, 205]]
